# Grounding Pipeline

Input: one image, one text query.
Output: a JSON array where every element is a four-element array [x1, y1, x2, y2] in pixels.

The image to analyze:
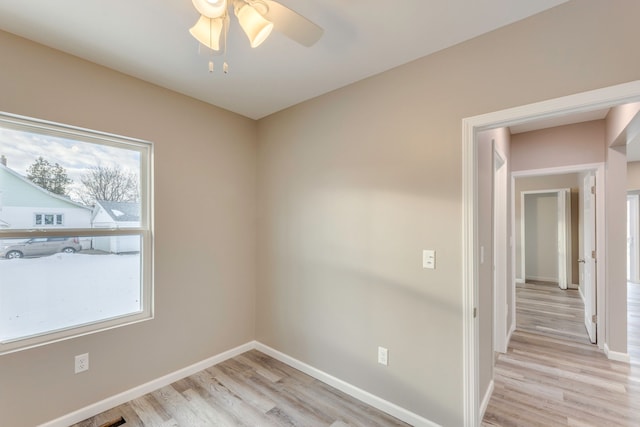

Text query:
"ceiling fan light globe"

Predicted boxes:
[[189, 15, 224, 51], [235, 2, 274, 48], [192, 0, 227, 18]]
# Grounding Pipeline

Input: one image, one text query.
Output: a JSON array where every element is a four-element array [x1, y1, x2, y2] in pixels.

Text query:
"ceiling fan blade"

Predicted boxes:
[[263, 1, 323, 47]]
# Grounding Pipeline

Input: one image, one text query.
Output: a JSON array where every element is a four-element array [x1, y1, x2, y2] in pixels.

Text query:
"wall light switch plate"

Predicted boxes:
[[378, 346, 388, 366], [423, 250, 436, 269]]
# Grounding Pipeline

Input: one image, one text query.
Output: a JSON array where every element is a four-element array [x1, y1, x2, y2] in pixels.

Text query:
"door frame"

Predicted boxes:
[[493, 145, 508, 354], [513, 167, 604, 339], [462, 80, 640, 427], [627, 193, 640, 283]]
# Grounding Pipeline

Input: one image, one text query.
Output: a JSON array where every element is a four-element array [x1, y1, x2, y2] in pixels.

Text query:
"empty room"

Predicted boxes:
[[1, 1, 639, 426]]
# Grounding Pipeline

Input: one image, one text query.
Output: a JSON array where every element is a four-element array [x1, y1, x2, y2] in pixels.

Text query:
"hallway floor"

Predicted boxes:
[[482, 281, 640, 426]]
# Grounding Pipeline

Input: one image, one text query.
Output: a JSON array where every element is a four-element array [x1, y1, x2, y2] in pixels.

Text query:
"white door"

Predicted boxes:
[[557, 189, 571, 290], [582, 173, 597, 343]]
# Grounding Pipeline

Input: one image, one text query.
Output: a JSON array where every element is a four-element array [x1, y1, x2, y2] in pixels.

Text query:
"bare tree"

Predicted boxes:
[[79, 165, 139, 205]]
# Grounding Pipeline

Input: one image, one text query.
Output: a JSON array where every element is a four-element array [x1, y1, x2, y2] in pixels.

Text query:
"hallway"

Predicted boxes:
[[482, 282, 640, 426]]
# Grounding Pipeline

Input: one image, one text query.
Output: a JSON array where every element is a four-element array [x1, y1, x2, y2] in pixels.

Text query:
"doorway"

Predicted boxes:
[[520, 189, 572, 289], [462, 80, 640, 427], [513, 170, 599, 346]]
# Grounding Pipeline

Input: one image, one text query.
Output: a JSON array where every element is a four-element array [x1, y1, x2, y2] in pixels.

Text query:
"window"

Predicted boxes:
[[0, 112, 153, 354], [35, 213, 64, 226]]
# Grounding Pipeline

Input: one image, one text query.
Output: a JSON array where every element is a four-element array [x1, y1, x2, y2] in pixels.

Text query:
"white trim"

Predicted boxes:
[[463, 80, 640, 427], [479, 380, 495, 421], [0, 111, 155, 356], [255, 342, 441, 427], [462, 115, 479, 427], [511, 163, 605, 177], [604, 343, 631, 363], [515, 278, 525, 284], [507, 319, 516, 347], [37, 342, 255, 427], [627, 194, 640, 282], [493, 141, 509, 354]]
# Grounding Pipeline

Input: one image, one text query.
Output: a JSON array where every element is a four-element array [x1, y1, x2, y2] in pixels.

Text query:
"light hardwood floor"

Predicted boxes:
[[482, 281, 640, 427], [67, 282, 640, 427], [72, 350, 410, 427]]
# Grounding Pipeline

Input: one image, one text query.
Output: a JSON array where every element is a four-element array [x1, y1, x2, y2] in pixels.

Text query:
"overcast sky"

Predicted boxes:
[[0, 125, 140, 201]]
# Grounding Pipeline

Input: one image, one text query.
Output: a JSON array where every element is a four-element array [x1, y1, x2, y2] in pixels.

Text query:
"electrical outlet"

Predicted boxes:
[[75, 353, 89, 373], [378, 346, 388, 366]]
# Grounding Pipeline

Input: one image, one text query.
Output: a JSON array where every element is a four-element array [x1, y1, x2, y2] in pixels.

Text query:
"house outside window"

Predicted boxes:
[[0, 112, 154, 355], [34, 213, 64, 226]]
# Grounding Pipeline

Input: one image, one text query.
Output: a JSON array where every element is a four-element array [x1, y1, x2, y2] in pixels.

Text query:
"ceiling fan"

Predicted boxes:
[[189, 0, 324, 73]]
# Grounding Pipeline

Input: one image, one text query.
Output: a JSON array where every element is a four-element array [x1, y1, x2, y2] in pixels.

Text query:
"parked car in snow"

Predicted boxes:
[[1, 237, 82, 259]]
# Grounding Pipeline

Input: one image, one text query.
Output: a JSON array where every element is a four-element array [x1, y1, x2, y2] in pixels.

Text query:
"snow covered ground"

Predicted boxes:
[[0, 253, 141, 342]]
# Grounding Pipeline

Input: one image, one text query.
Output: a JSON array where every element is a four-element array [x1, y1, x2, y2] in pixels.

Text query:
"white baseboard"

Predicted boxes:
[[579, 285, 586, 303], [38, 341, 255, 427], [39, 341, 441, 427], [507, 320, 516, 348], [604, 343, 631, 363], [254, 342, 441, 427], [479, 379, 494, 421], [516, 278, 525, 284]]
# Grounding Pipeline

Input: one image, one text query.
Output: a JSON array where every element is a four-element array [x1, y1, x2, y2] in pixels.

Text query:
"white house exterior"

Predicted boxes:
[[0, 162, 92, 247], [91, 200, 140, 253]]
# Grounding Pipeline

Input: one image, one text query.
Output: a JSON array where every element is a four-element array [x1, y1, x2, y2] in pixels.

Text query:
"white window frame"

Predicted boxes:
[[34, 213, 64, 226], [0, 112, 154, 355]]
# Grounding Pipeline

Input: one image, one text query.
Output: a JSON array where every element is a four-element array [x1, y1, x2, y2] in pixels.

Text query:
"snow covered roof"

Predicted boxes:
[[0, 163, 91, 210], [95, 200, 140, 222]]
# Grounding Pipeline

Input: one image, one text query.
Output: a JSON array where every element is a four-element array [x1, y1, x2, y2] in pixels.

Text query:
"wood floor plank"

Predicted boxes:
[[72, 350, 409, 427], [482, 281, 640, 427], [128, 395, 175, 426], [150, 385, 211, 427], [70, 281, 640, 427], [188, 370, 274, 426]]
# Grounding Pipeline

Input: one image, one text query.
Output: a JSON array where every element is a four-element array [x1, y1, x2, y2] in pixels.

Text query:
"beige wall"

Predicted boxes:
[[605, 104, 633, 355], [256, 1, 640, 424], [0, 31, 258, 427], [475, 127, 510, 399], [606, 102, 640, 146], [495, 129, 514, 343], [524, 193, 558, 281], [628, 161, 640, 190], [3, 0, 640, 426], [511, 120, 606, 172]]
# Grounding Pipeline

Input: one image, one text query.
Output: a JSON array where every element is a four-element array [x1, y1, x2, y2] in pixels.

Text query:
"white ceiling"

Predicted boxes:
[[0, 0, 568, 119]]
